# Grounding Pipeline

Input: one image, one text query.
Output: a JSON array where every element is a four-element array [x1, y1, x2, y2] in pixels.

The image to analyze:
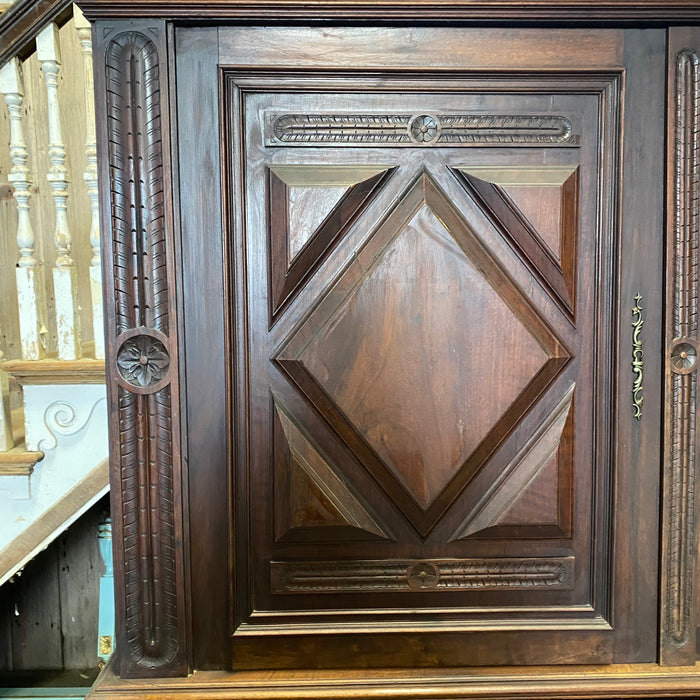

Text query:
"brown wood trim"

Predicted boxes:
[[79, 0, 700, 23], [0, 445, 44, 473], [661, 28, 700, 667], [0, 0, 72, 66], [612, 28, 665, 663], [174, 26, 229, 670], [0, 458, 108, 586], [94, 20, 189, 678], [218, 29, 625, 70], [2, 358, 106, 385], [87, 657, 700, 699]]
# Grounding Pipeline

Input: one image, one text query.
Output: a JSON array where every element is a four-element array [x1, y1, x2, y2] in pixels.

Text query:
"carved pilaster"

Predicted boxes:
[[94, 21, 187, 677], [661, 44, 700, 666]]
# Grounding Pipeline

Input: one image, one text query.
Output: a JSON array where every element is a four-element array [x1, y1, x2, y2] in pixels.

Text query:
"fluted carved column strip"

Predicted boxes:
[[661, 41, 700, 667], [95, 21, 187, 677]]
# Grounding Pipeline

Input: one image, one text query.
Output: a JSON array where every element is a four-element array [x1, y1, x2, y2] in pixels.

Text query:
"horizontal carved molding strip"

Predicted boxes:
[[270, 113, 576, 146], [271, 557, 574, 593]]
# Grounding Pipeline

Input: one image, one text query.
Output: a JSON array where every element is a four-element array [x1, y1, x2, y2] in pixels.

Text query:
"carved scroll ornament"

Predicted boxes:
[[631, 293, 644, 420]]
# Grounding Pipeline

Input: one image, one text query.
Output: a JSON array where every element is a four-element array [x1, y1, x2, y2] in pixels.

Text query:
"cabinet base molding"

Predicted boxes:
[[88, 658, 700, 699]]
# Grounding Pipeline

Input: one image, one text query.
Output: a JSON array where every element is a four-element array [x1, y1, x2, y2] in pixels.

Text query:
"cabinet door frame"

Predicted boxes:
[[92, 19, 673, 684], [223, 62, 626, 669]]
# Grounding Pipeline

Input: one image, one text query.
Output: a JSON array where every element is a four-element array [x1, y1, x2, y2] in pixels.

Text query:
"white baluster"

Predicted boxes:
[[37, 23, 80, 361], [0, 58, 44, 361], [74, 8, 104, 361]]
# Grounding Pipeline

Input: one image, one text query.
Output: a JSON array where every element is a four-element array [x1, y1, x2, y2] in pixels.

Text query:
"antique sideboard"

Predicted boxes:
[[79, 1, 700, 697]]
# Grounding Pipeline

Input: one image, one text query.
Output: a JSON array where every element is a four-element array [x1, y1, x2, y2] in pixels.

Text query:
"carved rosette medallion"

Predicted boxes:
[[101, 24, 185, 676], [671, 339, 698, 375], [663, 47, 700, 662], [116, 333, 170, 390], [407, 561, 440, 590], [409, 114, 440, 143]]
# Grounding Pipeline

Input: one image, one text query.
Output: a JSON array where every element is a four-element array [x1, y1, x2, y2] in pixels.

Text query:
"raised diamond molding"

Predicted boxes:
[[276, 171, 571, 535]]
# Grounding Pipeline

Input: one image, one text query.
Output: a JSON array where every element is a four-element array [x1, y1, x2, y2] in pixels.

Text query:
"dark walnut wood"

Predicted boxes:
[[85, 3, 697, 697], [662, 28, 700, 667], [79, 0, 700, 22], [220, 28, 658, 671], [88, 656, 700, 699], [94, 21, 188, 677]]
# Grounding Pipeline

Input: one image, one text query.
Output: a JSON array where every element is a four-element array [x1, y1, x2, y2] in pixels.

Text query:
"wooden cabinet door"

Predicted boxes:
[[210, 27, 664, 670]]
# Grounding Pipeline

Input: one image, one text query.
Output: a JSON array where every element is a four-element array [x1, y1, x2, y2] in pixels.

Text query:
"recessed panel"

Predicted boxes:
[[267, 165, 395, 322], [455, 166, 579, 316], [273, 398, 390, 542], [233, 73, 620, 666], [450, 386, 574, 540]]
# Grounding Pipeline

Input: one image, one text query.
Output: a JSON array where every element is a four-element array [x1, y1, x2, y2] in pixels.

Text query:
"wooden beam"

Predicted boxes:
[[78, 0, 700, 22], [87, 657, 700, 700]]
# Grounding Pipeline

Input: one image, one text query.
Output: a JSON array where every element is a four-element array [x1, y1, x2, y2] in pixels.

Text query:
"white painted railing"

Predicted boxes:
[[0, 4, 108, 584], [1, 6, 103, 369]]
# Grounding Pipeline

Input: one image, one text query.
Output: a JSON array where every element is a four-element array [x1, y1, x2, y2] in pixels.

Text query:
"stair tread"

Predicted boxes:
[[0, 444, 44, 474], [2, 358, 105, 385]]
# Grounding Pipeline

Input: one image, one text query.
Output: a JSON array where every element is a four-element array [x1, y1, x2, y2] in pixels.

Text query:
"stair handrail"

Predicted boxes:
[[0, 0, 74, 67]]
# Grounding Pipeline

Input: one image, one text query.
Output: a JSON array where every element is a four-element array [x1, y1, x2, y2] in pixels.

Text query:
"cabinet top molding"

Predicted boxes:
[[78, 0, 700, 22]]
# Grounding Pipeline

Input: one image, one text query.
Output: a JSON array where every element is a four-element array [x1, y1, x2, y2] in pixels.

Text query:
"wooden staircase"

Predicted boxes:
[[0, 1, 108, 586]]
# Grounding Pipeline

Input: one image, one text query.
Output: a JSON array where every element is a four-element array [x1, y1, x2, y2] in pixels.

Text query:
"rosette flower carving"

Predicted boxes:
[[410, 115, 439, 143], [671, 341, 698, 374], [117, 335, 170, 388]]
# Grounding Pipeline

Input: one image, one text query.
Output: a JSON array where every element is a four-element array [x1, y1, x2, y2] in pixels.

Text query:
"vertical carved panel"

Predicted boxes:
[[662, 45, 700, 666], [97, 22, 187, 677]]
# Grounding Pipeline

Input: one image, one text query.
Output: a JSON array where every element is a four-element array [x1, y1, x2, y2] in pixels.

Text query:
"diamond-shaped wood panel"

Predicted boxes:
[[276, 171, 571, 535]]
